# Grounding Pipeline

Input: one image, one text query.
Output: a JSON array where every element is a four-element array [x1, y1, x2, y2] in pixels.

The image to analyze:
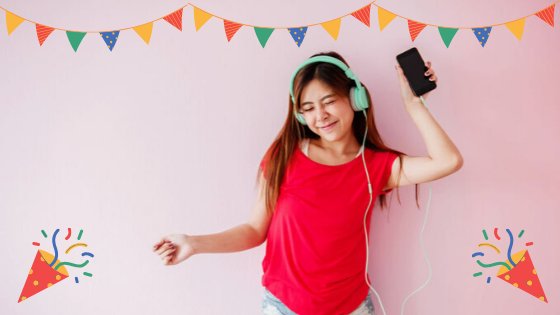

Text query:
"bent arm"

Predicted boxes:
[[384, 101, 463, 191]]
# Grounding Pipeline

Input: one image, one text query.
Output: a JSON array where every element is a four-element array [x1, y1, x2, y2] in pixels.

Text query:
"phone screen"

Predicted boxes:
[[396, 48, 436, 96]]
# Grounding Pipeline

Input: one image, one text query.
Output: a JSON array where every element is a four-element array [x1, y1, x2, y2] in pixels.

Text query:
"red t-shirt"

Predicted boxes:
[[260, 145, 398, 315]]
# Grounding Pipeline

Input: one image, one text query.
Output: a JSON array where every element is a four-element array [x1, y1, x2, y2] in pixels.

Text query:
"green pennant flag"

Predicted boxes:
[[438, 27, 458, 48], [254, 27, 274, 48], [66, 31, 87, 52]]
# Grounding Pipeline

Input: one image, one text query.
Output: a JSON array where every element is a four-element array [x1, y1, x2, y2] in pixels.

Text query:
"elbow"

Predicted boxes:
[[449, 153, 464, 172]]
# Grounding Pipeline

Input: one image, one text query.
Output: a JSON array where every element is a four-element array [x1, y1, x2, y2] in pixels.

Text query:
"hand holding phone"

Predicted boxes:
[[396, 47, 437, 97]]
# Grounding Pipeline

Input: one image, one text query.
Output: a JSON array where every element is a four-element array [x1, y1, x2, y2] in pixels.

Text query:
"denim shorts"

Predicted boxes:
[[262, 288, 375, 315]]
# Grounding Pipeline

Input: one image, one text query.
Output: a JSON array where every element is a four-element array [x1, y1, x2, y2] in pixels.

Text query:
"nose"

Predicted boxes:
[[315, 105, 328, 121]]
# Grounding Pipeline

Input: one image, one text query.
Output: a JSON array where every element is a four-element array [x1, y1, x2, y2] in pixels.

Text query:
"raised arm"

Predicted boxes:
[[384, 62, 463, 191]]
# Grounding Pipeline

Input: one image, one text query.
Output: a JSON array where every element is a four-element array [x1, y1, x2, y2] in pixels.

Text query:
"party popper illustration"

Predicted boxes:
[[18, 228, 94, 303], [472, 228, 547, 303]]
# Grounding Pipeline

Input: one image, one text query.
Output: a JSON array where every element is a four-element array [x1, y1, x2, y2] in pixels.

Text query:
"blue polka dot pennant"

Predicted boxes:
[[472, 27, 492, 47], [288, 27, 308, 47], [100, 31, 120, 51]]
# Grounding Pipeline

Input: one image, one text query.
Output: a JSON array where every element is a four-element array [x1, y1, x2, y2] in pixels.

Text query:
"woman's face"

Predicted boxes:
[[299, 79, 355, 143]]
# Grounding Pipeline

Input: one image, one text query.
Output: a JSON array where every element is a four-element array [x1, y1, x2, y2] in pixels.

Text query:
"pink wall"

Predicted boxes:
[[1, 0, 558, 314]]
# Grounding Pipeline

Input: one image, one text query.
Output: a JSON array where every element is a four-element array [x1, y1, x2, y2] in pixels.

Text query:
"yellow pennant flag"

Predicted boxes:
[[133, 22, 154, 44], [505, 18, 526, 40], [193, 7, 213, 31], [6, 11, 25, 35], [321, 18, 341, 40], [377, 7, 397, 31]]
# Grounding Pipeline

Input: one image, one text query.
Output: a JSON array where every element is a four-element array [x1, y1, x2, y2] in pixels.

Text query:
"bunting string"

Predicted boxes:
[[1, 0, 557, 51]]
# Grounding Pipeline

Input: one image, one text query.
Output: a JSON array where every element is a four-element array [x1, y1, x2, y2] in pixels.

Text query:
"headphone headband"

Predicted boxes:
[[289, 55, 363, 104]]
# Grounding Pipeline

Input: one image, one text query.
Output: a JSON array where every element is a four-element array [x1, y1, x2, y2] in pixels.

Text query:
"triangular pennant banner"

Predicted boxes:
[[321, 19, 341, 40], [133, 23, 153, 44], [36, 24, 54, 46], [408, 20, 427, 41], [66, 31, 86, 52], [377, 7, 396, 31], [224, 20, 242, 42], [535, 5, 555, 27], [193, 7, 213, 31], [288, 27, 308, 47], [100, 31, 120, 51], [472, 27, 492, 47], [6, 11, 25, 35], [163, 9, 184, 31], [438, 27, 458, 48], [254, 27, 274, 48], [351, 5, 371, 27], [505, 18, 526, 40]]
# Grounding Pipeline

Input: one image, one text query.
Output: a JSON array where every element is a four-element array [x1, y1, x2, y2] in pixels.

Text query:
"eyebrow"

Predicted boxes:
[[301, 94, 336, 106]]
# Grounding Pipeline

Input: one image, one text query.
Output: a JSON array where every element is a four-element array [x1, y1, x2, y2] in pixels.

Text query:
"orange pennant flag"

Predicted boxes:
[[351, 5, 371, 27], [193, 7, 213, 31], [133, 22, 154, 44], [408, 20, 427, 41], [321, 19, 342, 40], [36, 24, 55, 46], [224, 20, 242, 42], [535, 4, 555, 27], [377, 7, 396, 31], [163, 9, 183, 31], [6, 11, 25, 35], [505, 18, 526, 40]]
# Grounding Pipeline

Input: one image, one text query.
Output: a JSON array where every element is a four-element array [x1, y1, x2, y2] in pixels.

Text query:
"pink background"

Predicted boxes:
[[1, 0, 558, 314]]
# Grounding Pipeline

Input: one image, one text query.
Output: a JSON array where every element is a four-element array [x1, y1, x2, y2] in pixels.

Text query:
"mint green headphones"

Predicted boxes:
[[289, 55, 369, 125]]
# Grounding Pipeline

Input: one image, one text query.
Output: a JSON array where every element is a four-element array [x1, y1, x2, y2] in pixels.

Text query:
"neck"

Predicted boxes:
[[312, 135, 362, 157]]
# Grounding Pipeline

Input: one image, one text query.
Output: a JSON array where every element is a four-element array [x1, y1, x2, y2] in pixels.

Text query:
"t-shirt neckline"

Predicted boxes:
[[295, 144, 365, 168]]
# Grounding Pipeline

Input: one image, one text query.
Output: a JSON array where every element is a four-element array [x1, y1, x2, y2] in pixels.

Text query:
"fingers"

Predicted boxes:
[[153, 239, 171, 251], [154, 242, 174, 255], [156, 243, 176, 265], [160, 247, 176, 260], [424, 61, 437, 82]]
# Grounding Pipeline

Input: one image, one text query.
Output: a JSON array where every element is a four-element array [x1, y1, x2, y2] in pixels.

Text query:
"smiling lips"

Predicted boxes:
[[320, 121, 337, 130]]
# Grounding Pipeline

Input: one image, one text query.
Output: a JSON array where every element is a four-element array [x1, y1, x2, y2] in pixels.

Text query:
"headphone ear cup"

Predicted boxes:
[[294, 111, 307, 125], [351, 86, 369, 111], [349, 87, 358, 111]]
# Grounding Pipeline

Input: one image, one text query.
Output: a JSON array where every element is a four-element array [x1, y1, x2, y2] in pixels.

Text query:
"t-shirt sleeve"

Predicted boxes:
[[379, 151, 399, 195]]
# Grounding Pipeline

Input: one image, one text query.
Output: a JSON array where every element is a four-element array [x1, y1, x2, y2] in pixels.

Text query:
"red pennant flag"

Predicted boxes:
[[224, 20, 243, 42], [351, 5, 371, 27], [36, 24, 54, 46], [535, 5, 555, 27], [408, 20, 427, 41], [163, 9, 183, 31]]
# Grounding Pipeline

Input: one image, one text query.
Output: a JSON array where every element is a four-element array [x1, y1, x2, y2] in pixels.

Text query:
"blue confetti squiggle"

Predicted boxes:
[[506, 229, 516, 267], [49, 229, 60, 267]]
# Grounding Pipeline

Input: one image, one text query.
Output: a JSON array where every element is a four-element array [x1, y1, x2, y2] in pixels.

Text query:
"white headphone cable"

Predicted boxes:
[[360, 100, 433, 315]]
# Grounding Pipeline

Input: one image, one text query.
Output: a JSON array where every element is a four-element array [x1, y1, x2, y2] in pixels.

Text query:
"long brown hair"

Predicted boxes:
[[256, 51, 420, 215]]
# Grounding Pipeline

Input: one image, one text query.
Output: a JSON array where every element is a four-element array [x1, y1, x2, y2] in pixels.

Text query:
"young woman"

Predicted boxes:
[[153, 51, 463, 315]]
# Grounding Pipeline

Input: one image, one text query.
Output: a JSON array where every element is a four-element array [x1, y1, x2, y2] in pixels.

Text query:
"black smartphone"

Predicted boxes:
[[396, 47, 436, 96]]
